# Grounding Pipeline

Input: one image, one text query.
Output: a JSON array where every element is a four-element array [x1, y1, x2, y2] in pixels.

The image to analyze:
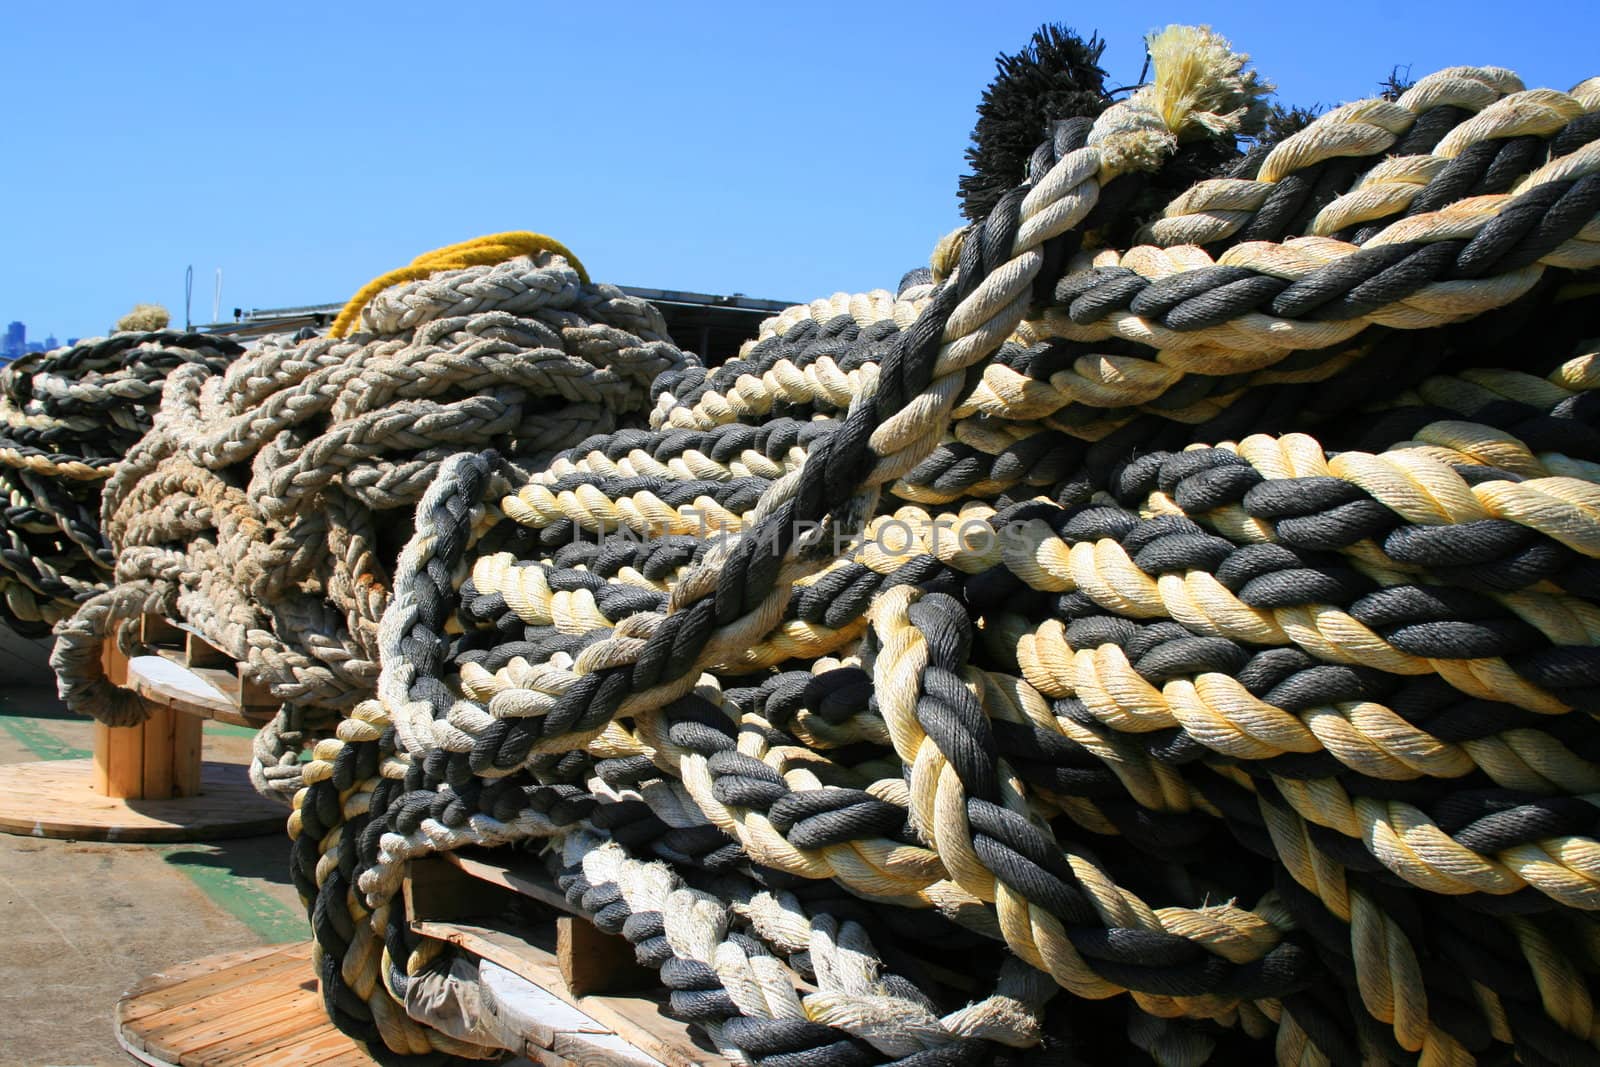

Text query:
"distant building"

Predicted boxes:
[[24, 342, 45, 354], [42, 334, 58, 350], [66, 337, 80, 347], [205, 287, 792, 365], [2, 322, 22, 359]]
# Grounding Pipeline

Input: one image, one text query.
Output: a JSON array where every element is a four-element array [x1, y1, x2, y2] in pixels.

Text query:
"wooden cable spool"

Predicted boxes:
[[0, 615, 284, 841]]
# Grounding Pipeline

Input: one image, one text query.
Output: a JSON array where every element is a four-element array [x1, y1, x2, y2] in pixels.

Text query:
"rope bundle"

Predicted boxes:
[[52, 242, 687, 801], [285, 27, 1600, 1067], [0, 331, 244, 636]]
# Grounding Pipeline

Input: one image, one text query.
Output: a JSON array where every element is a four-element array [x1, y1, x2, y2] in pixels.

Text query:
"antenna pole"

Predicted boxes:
[[185, 265, 194, 331], [213, 269, 223, 324]]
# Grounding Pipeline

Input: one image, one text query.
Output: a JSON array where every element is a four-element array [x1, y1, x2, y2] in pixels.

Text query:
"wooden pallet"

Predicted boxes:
[[405, 850, 733, 1067], [115, 943, 375, 1067], [114, 857, 728, 1067]]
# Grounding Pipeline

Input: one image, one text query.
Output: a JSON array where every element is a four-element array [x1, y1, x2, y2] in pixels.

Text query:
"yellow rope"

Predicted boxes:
[[328, 231, 590, 338]]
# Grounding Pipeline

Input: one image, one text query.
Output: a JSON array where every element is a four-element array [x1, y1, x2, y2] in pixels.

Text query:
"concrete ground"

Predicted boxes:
[[0, 671, 310, 1066]]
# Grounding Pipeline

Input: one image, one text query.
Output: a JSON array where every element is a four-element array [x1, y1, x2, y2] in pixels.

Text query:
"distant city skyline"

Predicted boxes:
[[2, 321, 75, 362]]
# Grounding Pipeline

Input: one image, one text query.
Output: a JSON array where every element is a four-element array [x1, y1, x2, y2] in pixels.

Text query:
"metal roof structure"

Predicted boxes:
[[199, 285, 795, 364]]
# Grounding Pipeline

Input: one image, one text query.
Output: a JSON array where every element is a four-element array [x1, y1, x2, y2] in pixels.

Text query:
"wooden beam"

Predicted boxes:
[[559, 916, 656, 997], [437, 848, 579, 914], [92, 709, 112, 795], [102, 632, 130, 688], [173, 711, 204, 797], [140, 614, 184, 648], [237, 666, 276, 709], [411, 918, 728, 1067], [141, 704, 176, 800], [95, 719, 147, 799], [405, 854, 497, 924], [184, 630, 230, 668]]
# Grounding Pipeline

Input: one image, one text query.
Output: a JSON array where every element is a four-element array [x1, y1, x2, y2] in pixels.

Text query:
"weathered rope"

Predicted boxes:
[[280, 25, 1600, 1067], [52, 247, 686, 802], [0, 331, 243, 636], [328, 232, 592, 339]]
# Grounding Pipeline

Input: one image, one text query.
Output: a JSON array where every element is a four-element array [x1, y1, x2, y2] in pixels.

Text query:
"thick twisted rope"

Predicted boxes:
[[53, 246, 686, 795], [328, 232, 592, 338], [279, 26, 1600, 1067], [0, 331, 243, 636]]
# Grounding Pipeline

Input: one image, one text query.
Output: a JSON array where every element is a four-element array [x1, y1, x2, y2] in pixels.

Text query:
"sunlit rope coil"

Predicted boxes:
[[278, 24, 1600, 1067], [0, 331, 244, 636], [51, 247, 687, 803]]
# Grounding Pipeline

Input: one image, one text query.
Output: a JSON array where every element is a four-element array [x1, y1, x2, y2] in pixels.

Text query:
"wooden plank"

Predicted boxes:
[[179, 991, 344, 1066], [480, 959, 614, 1046], [128, 655, 260, 725], [173, 710, 203, 796], [521, 1049, 569, 1067], [122, 945, 294, 1007], [438, 848, 580, 914], [301, 1049, 385, 1067], [565, 981, 723, 1067], [559, 916, 656, 997], [93, 706, 113, 795], [142, 703, 176, 800], [193, 1010, 335, 1067], [120, 947, 309, 1022], [265, 1027, 374, 1066], [98, 718, 147, 799], [130, 960, 313, 1038], [120, 953, 312, 1023], [139, 984, 312, 1062], [116, 944, 372, 1067], [412, 919, 728, 1067], [185, 630, 230, 668], [103, 633, 131, 687], [237, 665, 276, 709], [120, 947, 309, 1021], [552, 1029, 663, 1067], [179, 981, 350, 1066], [142, 614, 186, 648], [405, 852, 493, 923]]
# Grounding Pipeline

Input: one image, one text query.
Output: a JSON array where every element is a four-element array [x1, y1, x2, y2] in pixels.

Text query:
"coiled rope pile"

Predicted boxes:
[[286, 26, 1600, 1066], [52, 234, 687, 800], [0, 331, 244, 636]]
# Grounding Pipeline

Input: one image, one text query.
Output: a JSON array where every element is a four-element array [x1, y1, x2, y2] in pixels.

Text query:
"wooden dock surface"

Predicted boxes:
[[116, 943, 375, 1066]]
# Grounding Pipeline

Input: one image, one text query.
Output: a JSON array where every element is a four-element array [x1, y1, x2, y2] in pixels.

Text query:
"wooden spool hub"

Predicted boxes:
[[0, 616, 285, 841]]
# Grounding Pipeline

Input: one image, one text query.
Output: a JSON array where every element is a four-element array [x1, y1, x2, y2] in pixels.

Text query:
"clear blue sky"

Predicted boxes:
[[3, 1, 1596, 342]]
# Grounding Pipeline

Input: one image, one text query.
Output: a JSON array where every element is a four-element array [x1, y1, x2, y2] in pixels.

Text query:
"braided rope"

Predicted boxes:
[[0, 331, 243, 636], [268, 28, 1600, 1067], [327, 232, 592, 338], [53, 248, 686, 795]]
